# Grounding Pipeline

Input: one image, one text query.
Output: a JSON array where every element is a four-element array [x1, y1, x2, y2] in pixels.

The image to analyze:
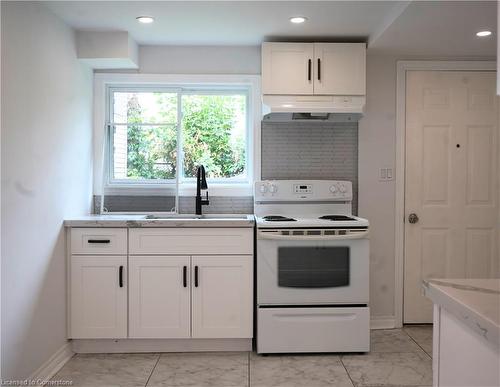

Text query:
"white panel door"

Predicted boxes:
[[70, 255, 127, 338], [313, 43, 366, 95], [405, 71, 499, 323], [191, 255, 253, 338], [262, 42, 314, 95], [129, 256, 190, 338]]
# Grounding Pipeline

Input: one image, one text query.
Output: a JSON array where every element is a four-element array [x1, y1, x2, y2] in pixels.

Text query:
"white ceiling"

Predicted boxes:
[[369, 1, 496, 57], [44, 0, 496, 57]]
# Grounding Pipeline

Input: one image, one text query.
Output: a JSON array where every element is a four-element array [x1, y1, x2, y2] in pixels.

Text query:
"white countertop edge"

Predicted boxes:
[[423, 279, 500, 347], [64, 214, 255, 228]]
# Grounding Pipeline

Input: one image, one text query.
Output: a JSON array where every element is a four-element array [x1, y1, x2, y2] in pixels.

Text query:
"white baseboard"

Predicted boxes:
[[72, 338, 253, 353], [371, 316, 396, 330], [29, 342, 74, 386]]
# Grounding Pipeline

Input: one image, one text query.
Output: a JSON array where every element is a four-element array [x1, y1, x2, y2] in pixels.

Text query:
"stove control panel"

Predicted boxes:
[[293, 184, 312, 194], [255, 180, 352, 202]]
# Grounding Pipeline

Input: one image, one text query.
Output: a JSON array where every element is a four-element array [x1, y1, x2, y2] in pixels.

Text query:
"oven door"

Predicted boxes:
[[257, 231, 369, 305]]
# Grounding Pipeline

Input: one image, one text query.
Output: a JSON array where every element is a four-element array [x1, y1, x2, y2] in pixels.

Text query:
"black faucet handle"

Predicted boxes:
[[199, 165, 208, 190]]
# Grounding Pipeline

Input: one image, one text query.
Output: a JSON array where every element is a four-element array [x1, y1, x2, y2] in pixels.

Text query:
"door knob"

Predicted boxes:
[[408, 213, 419, 224]]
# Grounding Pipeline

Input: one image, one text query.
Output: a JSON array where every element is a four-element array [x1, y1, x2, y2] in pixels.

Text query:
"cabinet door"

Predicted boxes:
[[129, 256, 190, 338], [70, 255, 127, 338], [192, 255, 253, 338], [313, 43, 366, 95], [262, 42, 314, 95]]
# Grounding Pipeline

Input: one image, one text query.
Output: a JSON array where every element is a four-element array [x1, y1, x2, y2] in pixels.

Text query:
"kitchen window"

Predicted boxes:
[[107, 87, 250, 188]]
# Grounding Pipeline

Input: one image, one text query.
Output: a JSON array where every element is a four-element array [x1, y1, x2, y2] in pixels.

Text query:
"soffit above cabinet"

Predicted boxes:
[[76, 31, 139, 69]]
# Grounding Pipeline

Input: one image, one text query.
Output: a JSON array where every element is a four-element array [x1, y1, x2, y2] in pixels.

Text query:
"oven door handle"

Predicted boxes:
[[257, 230, 369, 240]]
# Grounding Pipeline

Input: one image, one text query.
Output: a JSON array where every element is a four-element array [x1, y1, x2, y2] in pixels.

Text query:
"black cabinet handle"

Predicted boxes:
[[88, 239, 110, 244], [194, 266, 199, 287], [119, 266, 123, 288], [183, 266, 187, 287], [317, 58, 321, 81], [308, 59, 311, 81]]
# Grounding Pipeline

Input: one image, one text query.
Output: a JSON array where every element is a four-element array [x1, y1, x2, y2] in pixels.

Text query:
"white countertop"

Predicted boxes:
[[64, 214, 255, 228], [423, 278, 500, 346]]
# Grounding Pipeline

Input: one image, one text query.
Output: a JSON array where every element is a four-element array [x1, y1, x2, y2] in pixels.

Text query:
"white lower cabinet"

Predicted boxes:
[[433, 305, 500, 387], [129, 256, 191, 338], [70, 255, 127, 339], [128, 254, 253, 339], [69, 227, 254, 344], [192, 255, 253, 338]]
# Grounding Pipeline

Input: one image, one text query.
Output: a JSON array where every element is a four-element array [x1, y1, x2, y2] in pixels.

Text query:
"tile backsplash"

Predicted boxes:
[[94, 195, 254, 214], [94, 118, 358, 214], [261, 120, 358, 214]]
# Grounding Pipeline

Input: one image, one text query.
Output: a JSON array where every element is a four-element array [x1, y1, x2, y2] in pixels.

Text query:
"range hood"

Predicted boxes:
[[262, 95, 366, 114]]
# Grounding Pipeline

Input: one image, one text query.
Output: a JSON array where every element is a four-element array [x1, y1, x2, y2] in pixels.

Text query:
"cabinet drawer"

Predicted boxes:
[[129, 228, 253, 255], [71, 228, 127, 255], [257, 306, 369, 353]]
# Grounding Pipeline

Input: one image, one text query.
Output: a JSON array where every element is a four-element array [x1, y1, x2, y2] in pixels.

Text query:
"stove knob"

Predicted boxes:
[[339, 184, 347, 193], [269, 184, 278, 193], [329, 185, 337, 193], [259, 184, 268, 193]]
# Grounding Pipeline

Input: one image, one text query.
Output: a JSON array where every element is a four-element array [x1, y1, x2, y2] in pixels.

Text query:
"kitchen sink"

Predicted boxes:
[[143, 214, 250, 220]]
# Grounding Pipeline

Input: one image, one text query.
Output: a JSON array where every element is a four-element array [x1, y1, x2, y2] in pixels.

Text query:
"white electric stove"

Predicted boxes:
[[254, 180, 370, 354]]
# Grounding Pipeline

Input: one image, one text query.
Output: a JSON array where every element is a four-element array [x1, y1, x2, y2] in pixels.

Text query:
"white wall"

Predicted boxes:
[[138, 45, 261, 74], [1, 2, 93, 379], [358, 54, 399, 321]]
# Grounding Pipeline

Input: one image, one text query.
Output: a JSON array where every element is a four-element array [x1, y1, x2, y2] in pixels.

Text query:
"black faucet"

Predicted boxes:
[[195, 165, 209, 215]]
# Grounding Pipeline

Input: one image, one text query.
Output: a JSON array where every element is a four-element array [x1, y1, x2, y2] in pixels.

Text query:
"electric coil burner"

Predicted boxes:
[[319, 215, 356, 221], [262, 215, 297, 222]]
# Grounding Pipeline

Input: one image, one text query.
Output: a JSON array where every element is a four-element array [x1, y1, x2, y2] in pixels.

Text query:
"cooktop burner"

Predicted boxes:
[[263, 215, 297, 222], [319, 215, 356, 221]]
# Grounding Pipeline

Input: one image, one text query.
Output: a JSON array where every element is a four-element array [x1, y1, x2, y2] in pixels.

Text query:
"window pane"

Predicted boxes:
[[113, 124, 177, 180], [181, 94, 246, 179], [113, 92, 177, 124]]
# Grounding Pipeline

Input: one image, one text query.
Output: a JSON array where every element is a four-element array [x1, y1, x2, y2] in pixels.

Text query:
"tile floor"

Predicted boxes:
[[52, 326, 433, 387]]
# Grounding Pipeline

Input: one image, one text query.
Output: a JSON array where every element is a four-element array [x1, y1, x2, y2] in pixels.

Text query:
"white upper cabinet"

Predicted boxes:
[[262, 42, 366, 96], [313, 43, 366, 95], [262, 42, 314, 95]]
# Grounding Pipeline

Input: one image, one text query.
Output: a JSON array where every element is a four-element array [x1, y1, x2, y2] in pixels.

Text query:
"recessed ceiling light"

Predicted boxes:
[[476, 30, 492, 37], [136, 16, 154, 24], [290, 16, 307, 24]]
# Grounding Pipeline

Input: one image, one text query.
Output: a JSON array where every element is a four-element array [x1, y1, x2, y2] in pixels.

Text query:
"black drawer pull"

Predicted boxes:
[[119, 266, 124, 288], [194, 266, 199, 287], [88, 239, 111, 244], [183, 266, 187, 287], [308, 59, 311, 81], [317, 58, 321, 81]]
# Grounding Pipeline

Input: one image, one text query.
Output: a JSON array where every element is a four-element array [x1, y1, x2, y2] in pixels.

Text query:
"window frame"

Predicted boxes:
[[94, 73, 261, 197]]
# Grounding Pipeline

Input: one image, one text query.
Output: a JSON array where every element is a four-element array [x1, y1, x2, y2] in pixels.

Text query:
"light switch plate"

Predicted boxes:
[[379, 168, 394, 181]]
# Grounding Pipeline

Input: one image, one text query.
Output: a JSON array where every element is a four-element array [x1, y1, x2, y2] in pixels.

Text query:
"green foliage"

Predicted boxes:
[[182, 95, 245, 178], [126, 95, 177, 179], [124, 93, 245, 181]]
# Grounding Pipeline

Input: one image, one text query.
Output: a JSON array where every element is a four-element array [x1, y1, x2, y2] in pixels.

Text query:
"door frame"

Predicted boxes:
[[394, 60, 496, 327]]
